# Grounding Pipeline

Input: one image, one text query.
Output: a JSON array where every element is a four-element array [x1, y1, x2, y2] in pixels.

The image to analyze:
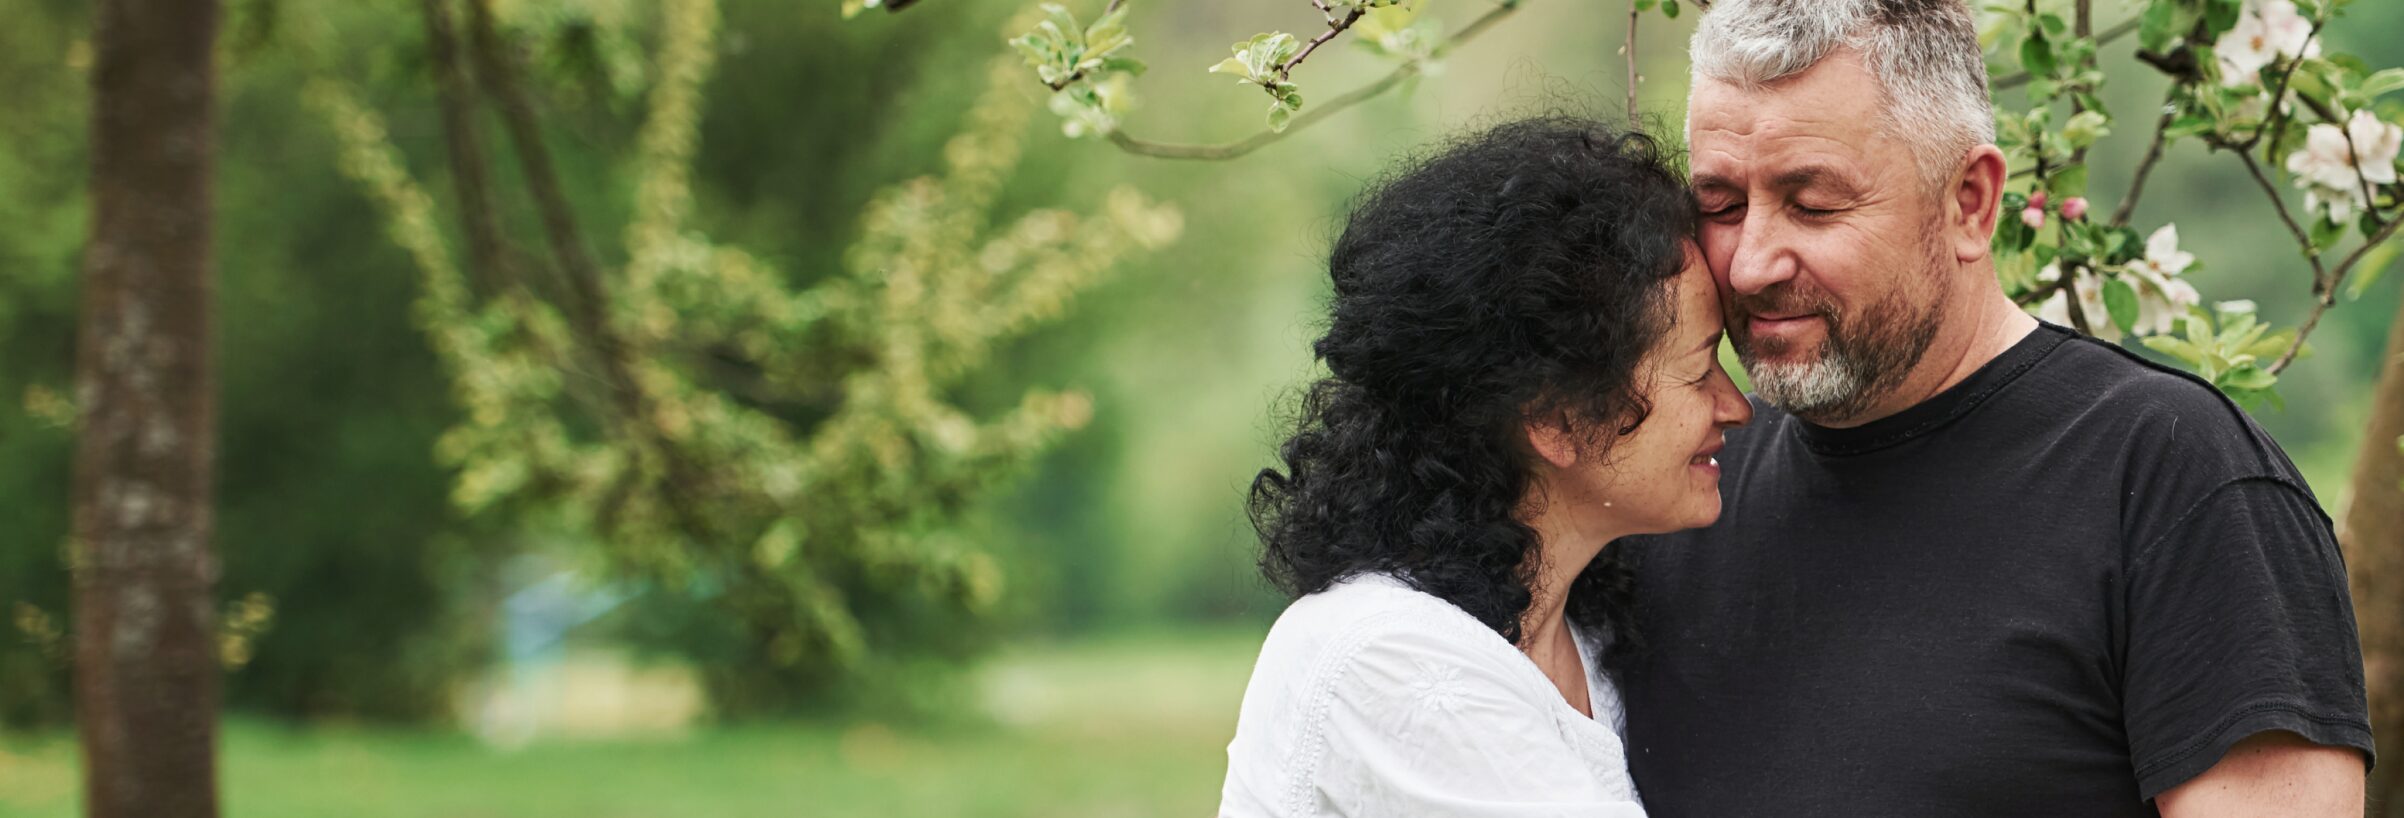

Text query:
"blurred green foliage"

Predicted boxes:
[[2, 0, 2398, 730]]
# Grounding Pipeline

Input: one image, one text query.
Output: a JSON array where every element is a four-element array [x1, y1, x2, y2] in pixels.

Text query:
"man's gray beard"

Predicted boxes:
[[1746, 352, 1871, 421], [1737, 285, 1945, 426]]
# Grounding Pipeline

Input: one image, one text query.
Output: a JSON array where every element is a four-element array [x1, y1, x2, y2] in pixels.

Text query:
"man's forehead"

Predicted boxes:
[[1687, 78, 1886, 180]]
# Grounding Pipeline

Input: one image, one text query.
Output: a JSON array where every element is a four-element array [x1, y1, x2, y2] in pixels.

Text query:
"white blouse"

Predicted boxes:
[[1219, 573, 1648, 817]]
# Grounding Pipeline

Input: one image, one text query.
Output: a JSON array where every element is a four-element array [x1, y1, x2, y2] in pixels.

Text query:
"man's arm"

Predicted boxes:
[[2155, 730, 2365, 817]]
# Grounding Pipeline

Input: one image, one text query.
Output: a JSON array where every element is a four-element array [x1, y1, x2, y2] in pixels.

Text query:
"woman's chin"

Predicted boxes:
[[1678, 494, 1724, 531]]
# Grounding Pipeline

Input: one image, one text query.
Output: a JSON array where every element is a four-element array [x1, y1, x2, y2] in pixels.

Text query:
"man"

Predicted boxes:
[[1614, 1, 2375, 815]]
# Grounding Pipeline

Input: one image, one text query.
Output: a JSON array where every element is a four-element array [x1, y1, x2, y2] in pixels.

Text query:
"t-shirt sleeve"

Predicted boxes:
[[1312, 624, 1648, 817], [2121, 475, 2374, 801]]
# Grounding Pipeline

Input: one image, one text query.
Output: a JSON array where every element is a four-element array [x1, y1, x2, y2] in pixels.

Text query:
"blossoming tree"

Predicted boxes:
[[851, 0, 2404, 802]]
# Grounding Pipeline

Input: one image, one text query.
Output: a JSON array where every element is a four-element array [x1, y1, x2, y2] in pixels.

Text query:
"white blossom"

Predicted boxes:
[[2121, 225, 2202, 337], [2285, 109, 2403, 223], [2215, 0, 2319, 88], [2035, 262, 2120, 342]]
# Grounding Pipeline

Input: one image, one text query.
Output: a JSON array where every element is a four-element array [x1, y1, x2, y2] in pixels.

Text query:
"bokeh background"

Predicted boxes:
[[2, 0, 2398, 815]]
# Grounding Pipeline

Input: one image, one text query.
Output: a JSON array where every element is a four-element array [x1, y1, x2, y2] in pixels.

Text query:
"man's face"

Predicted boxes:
[[1687, 50, 1952, 424]]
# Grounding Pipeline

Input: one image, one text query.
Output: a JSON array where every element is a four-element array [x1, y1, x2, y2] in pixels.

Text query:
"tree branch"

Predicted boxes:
[[1105, 0, 1519, 161], [2233, 147, 2327, 278], [420, 0, 512, 301], [2109, 99, 2175, 228], [2067, 0, 2095, 166], [2242, 21, 2322, 154], [1107, 66, 1414, 159], [2340, 123, 2393, 231], [465, 0, 609, 338], [1992, 16, 2140, 90], [2274, 216, 2404, 373], [1279, 5, 1364, 81], [1624, 0, 1639, 121], [465, 0, 722, 540]]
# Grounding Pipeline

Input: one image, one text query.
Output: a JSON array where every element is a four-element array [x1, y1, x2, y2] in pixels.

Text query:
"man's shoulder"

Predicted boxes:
[[2029, 332, 2293, 470]]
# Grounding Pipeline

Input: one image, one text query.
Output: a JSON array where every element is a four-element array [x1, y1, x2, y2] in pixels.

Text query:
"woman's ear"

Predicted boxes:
[[1524, 414, 1581, 470]]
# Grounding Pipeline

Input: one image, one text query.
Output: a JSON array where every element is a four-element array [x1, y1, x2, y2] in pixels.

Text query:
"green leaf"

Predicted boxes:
[[2142, 335, 2206, 366], [2076, 90, 2108, 117], [2103, 276, 2140, 335], [2289, 60, 2336, 102], [2020, 30, 2056, 78], [2062, 110, 2111, 149], [1354, 1, 1423, 39], [1102, 56, 1148, 76], [2139, 0, 2177, 52], [2360, 68, 2404, 100], [2103, 226, 2143, 265], [1267, 103, 1293, 132], [2241, 329, 2297, 361], [1084, 7, 1130, 56], [1663, 0, 1681, 19], [1636, 0, 1657, 9], [2038, 13, 2069, 37], [1042, 4, 1083, 48], [2310, 216, 2345, 252], [2185, 305, 2216, 351], [2165, 113, 2216, 139], [2204, 0, 2242, 36], [1012, 34, 1053, 68], [1212, 32, 1300, 85], [2219, 365, 2277, 391], [2046, 164, 2089, 199]]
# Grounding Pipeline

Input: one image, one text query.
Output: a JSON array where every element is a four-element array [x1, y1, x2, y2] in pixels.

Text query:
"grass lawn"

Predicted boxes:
[[0, 626, 1268, 818]]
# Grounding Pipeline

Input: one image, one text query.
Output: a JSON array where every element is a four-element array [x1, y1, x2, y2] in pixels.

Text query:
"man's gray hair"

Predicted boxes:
[[1689, 0, 1995, 186]]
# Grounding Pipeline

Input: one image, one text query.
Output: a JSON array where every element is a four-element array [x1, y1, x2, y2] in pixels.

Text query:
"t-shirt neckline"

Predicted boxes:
[[1791, 322, 2072, 456]]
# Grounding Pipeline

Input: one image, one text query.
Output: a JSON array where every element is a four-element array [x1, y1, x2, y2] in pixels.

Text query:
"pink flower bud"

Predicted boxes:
[[2021, 207, 2046, 230], [2028, 190, 2049, 211], [2061, 197, 2089, 221]]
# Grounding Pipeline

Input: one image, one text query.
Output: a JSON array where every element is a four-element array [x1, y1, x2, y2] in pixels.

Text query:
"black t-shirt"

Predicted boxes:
[[1615, 322, 2373, 816]]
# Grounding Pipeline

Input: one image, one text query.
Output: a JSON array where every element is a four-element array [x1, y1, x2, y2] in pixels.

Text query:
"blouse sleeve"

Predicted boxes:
[[1306, 620, 1648, 817]]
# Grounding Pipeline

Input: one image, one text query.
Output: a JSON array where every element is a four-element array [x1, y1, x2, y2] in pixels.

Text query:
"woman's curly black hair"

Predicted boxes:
[[1248, 116, 1697, 653]]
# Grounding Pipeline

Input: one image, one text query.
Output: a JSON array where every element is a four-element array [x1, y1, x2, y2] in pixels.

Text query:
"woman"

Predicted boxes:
[[1218, 117, 1750, 816]]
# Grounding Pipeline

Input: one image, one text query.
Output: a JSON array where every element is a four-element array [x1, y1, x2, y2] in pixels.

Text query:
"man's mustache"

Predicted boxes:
[[1726, 284, 1839, 324]]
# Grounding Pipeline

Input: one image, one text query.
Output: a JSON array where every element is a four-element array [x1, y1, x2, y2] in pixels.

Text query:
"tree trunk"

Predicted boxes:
[[2349, 287, 2404, 818], [72, 0, 224, 816]]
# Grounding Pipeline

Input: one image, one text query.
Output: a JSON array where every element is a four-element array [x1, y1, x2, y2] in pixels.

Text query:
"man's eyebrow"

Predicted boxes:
[[1691, 172, 1740, 193], [1769, 164, 1864, 196]]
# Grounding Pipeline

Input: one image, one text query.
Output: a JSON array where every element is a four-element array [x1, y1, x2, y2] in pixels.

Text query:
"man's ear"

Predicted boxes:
[[1950, 144, 2009, 265], [1525, 414, 1581, 470]]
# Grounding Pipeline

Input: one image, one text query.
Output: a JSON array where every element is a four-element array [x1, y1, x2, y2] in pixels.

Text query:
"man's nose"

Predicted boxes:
[[1723, 208, 1796, 296]]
